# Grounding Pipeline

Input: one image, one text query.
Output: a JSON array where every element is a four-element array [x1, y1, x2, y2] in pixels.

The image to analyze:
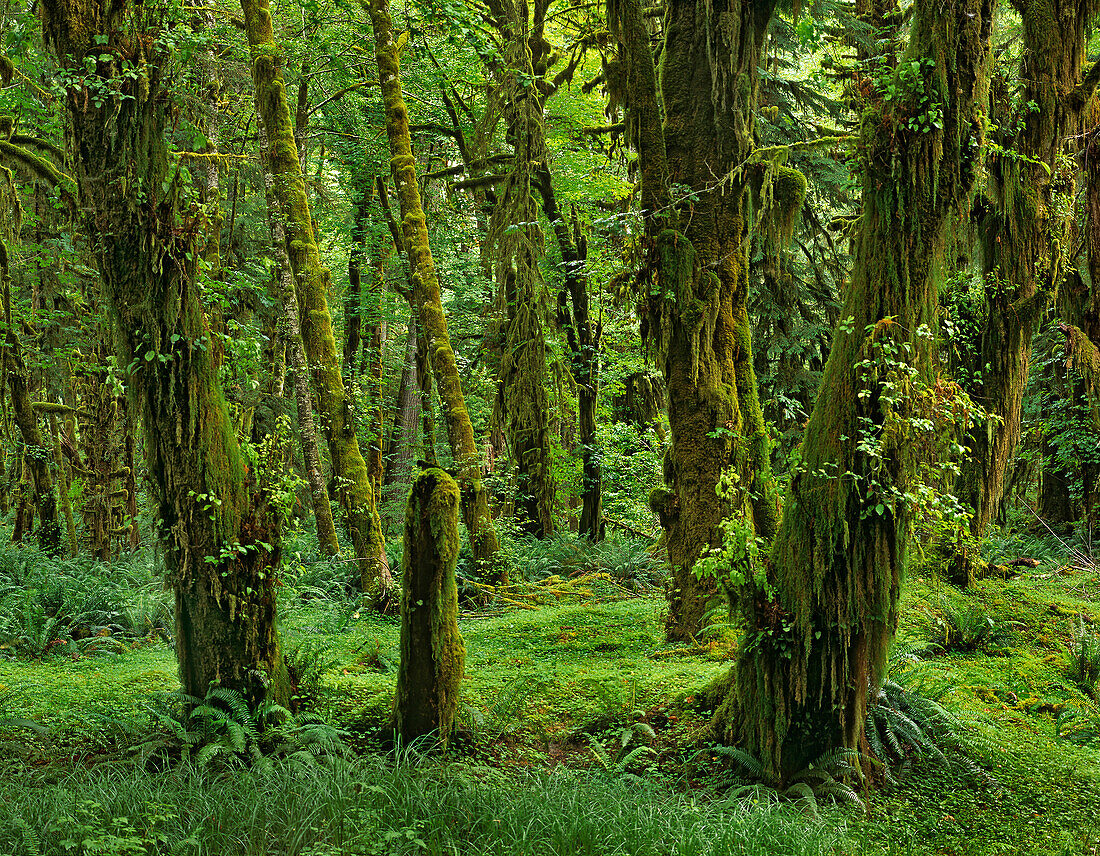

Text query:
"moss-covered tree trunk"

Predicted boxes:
[[1, 258, 61, 557], [728, 0, 994, 780], [240, 0, 390, 596], [256, 116, 340, 558], [955, 0, 1100, 550], [47, 410, 78, 557], [395, 467, 465, 746], [610, 0, 784, 640], [40, 0, 288, 706], [368, 0, 502, 572], [534, 168, 604, 541]]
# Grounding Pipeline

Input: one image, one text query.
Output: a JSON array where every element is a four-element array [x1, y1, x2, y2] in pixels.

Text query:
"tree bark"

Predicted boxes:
[[40, 0, 289, 705], [729, 0, 995, 779], [955, 0, 1100, 546], [395, 467, 465, 746], [368, 0, 502, 573], [256, 116, 340, 558], [240, 0, 391, 596], [611, 0, 784, 640]]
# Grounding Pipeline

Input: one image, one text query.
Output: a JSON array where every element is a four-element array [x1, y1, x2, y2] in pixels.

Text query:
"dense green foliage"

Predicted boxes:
[[1, 0, 1100, 851]]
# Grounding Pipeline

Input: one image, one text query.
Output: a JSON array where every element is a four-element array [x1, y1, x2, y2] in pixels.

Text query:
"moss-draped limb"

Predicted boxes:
[[367, 0, 501, 570], [395, 467, 465, 746], [40, 0, 289, 706], [955, 0, 1100, 543], [240, 0, 390, 596], [611, 0, 782, 639], [730, 0, 995, 780]]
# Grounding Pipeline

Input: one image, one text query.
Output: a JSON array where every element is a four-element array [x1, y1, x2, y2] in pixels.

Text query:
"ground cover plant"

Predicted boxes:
[[2, 530, 1099, 856], [4, 0, 1100, 853]]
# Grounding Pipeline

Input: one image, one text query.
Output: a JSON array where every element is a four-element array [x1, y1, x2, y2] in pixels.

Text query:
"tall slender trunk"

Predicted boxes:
[[240, 0, 391, 596], [384, 316, 421, 492], [256, 117, 340, 558], [368, 0, 502, 572], [534, 170, 603, 540], [47, 410, 78, 556], [1, 243, 61, 556]]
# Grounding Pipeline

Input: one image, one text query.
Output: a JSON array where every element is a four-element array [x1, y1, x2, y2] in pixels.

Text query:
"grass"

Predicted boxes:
[[2, 531, 1100, 855], [0, 757, 852, 856]]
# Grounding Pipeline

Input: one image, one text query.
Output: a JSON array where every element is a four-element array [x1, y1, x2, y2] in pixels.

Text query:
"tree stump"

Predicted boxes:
[[395, 467, 465, 746]]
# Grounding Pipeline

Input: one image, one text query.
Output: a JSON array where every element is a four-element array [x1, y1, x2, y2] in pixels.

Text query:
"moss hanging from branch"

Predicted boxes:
[[487, 2, 557, 539], [40, 0, 291, 707], [611, 0, 783, 639], [729, 0, 995, 780], [954, 0, 1100, 543]]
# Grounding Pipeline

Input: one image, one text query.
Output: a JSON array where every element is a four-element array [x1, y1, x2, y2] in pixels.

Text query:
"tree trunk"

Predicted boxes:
[[610, 0, 785, 640], [47, 410, 78, 556], [534, 169, 603, 541], [40, 0, 289, 706], [728, 0, 994, 780], [368, 0, 502, 573], [240, 0, 391, 596], [1, 244, 61, 556], [395, 467, 465, 746], [955, 0, 1100, 546], [256, 117, 341, 559], [384, 317, 422, 494]]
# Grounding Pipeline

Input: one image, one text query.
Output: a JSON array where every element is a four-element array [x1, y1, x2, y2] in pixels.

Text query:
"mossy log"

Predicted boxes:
[[395, 468, 465, 746]]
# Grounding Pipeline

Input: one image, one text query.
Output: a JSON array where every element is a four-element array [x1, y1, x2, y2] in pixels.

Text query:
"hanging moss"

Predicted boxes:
[[488, 15, 557, 540], [954, 0, 1099, 542], [41, 0, 290, 709], [395, 468, 465, 746], [730, 0, 995, 780], [367, 0, 501, 574], [615, 0, 782, 639]]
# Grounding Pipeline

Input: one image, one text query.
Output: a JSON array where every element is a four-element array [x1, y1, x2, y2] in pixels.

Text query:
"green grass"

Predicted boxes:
[[2, 534, 1100, 855], [0, 757, 852, 856]]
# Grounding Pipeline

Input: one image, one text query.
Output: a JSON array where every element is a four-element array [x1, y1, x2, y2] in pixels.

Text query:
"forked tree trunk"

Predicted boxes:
[[955, 0, 1100, 553], [610, 0, 785, 640]]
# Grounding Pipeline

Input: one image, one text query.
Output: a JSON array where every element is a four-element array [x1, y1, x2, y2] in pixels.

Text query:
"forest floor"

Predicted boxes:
[[1, 529, 1099, 855]]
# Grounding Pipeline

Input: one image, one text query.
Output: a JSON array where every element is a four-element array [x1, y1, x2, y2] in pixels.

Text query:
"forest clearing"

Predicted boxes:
[[0, 0, 1099, 851]]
